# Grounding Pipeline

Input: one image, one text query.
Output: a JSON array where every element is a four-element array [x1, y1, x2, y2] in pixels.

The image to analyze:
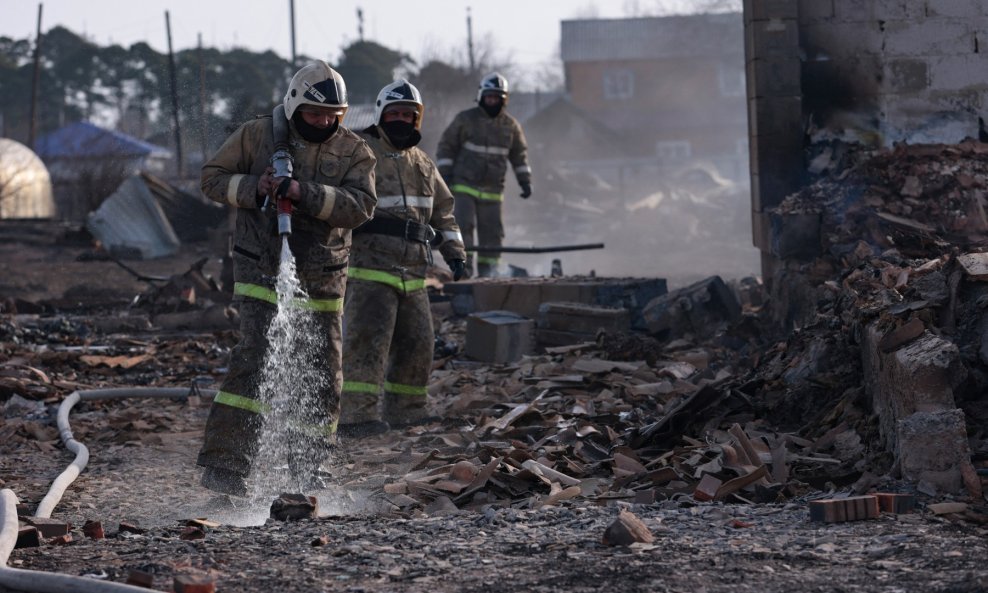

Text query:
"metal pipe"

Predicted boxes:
[[465, 243, 605, 254]]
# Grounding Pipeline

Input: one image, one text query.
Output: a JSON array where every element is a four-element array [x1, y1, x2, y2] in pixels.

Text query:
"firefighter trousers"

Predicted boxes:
[[453, 192, 504, 277], [341, 277, 433, 426], [197, 289, 343, 478]]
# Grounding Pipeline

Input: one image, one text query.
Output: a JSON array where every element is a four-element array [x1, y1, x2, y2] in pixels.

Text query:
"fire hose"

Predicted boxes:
[[1, 387, 216, 593], [465, 242, 605, 253]]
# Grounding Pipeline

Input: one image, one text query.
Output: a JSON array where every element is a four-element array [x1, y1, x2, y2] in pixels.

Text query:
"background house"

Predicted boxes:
[[34, 122, 172, 221], [559, 13, 748, 194]]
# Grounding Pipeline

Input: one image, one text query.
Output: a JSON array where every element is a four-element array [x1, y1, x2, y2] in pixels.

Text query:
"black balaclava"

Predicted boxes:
[[292, 111, 339, 143], [380, 120, 421, 150], [480, 96, 504, 118]]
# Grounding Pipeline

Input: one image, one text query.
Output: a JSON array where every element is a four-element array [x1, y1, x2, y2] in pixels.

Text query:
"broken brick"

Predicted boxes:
[[311, 535, 330, 547], [82, 520, 105, 540], [126, 570, 154, 588], [270, 493, 318, 521], [15, 526, 41, 549], [808, 496, 880, 523], [49, 533, 73, 545], [24, 517, 71, 538], [179, 526, 206, 540], [118, 520, 146, 534], [693, 474, 723, 502], [874, 493, 916, 514], [602, 510, 655, 546]]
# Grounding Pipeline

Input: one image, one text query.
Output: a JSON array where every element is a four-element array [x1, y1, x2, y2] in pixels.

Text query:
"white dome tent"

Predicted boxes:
[[0, 138, 54, 219]]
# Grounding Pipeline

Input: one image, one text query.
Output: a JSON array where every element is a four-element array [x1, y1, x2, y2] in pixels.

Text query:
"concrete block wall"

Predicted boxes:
[[799, 0, 988, 145], [745, 0, 988, 279]]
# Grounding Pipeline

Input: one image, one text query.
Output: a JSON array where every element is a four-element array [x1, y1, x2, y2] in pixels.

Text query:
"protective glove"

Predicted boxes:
[[520, 182, 532, 199], [449, 259, 466, 281]]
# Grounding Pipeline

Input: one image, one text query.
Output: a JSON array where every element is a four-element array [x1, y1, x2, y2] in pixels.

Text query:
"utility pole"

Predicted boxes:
[[28, 3, 43, 148], [197, 32, 208, 165], [357, 7, 364, 41], [289, 0, 297, 68], [466, 7, 476, 74], [165, 11, 184, 178]]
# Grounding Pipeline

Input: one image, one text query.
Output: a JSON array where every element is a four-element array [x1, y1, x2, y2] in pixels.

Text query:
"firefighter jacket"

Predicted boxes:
[[350, 125, 466, 293], [436, 106, 531, 201], [201, 116, 377, 289]]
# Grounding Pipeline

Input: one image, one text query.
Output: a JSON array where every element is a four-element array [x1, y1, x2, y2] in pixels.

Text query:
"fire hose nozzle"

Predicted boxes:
[[277, 196, 293, 236]]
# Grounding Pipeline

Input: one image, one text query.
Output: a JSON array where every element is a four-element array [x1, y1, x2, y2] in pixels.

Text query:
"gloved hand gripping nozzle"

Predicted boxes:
[[270, 104, 295, 237]]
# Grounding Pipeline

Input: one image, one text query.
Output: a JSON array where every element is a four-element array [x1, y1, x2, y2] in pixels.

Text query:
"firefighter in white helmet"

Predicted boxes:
[[436, 72, 532, 277], [196, 61, 377, 495], [339, 79, 466, 436]]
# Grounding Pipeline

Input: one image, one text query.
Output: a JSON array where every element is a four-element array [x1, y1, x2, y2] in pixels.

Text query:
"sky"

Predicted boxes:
[[0, 1, 724, 88]]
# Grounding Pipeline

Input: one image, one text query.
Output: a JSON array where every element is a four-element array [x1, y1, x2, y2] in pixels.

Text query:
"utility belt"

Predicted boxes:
[[354, 217, 437, 245]]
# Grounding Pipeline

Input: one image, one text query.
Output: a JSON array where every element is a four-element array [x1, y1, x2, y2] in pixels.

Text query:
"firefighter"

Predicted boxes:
[[196, 61, 377, 496], [436, 72, 532, 277], [340, 79, 466, 437]]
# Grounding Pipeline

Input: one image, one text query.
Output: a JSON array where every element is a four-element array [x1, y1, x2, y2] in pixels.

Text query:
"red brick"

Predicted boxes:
[[82, 520, 105, 540], [874, 493, 916, 514], [809, 496, 880, 522], [126, 570, 154, 588], [23, 517, 71, 538], [693, 474, 723, 502], [49, 533, 73, 545], [15, 526, 41, 549]]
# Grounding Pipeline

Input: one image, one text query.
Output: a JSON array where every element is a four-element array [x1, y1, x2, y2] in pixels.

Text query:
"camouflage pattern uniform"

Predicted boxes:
[[342, 125, 466, 426], [197, 116, 376, 478], [436, 106, 531, 277]]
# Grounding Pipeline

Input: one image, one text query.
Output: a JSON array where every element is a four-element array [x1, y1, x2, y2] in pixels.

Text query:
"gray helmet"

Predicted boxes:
[[283, 60, 348, 120]]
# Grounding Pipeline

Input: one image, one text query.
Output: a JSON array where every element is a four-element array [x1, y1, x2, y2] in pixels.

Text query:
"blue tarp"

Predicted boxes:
[[34, 122, 171, 160]]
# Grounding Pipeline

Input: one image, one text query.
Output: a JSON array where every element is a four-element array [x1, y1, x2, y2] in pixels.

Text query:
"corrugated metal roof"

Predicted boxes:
[[343, 104, 377, 132], [561, 13, 743, 63], [87, 175, 180, 259], [35, 122, 172, 160]]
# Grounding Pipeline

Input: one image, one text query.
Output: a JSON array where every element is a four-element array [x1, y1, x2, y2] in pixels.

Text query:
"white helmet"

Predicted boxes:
[[476, 72, 509, 102], [374, 79, 425, 129], [283, 60, 348, 121]]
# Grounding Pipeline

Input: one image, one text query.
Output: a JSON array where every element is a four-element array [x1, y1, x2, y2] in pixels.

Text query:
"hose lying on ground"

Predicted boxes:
[[1, 387, 217, 593]]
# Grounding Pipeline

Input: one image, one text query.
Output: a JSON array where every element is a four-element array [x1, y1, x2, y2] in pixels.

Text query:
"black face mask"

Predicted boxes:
[[380, 120, 421, 149], [292, 112, 338, 143], [480, 99, 503, 118]]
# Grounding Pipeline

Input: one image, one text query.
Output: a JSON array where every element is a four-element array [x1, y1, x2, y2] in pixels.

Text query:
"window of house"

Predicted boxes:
[[719, 64, 745, 97], [656, 140, 692, 161], [603, 70, 634, 100]]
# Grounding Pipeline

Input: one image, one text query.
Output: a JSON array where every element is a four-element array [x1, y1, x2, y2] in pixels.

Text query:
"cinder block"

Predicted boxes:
[[897, 409, 974, 493], [797, 0, 834, 20], [746, 19, 800, 61], [808, 495, 880, 522], [883, 19, 977, 57], [929, 54, 988, 92], [465, 310, 534, 363], [925, 0, 981, 18], [800, 21, 884, 58], [748, 95, 803, 139], [749, 170, 804, 212], [833, 0, 873, 21], [751, 210, 771, 250], [873, 0, 928, 20], [885, 59, 929, 93], [746, 57, 802, 98], [744, 0, 798, 21]]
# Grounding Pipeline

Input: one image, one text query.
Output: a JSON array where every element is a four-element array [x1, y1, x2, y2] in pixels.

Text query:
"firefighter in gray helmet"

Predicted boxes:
[[196, 61, 377, 495], [340, 79, 466, 437], [436, 72, 532, 277]]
